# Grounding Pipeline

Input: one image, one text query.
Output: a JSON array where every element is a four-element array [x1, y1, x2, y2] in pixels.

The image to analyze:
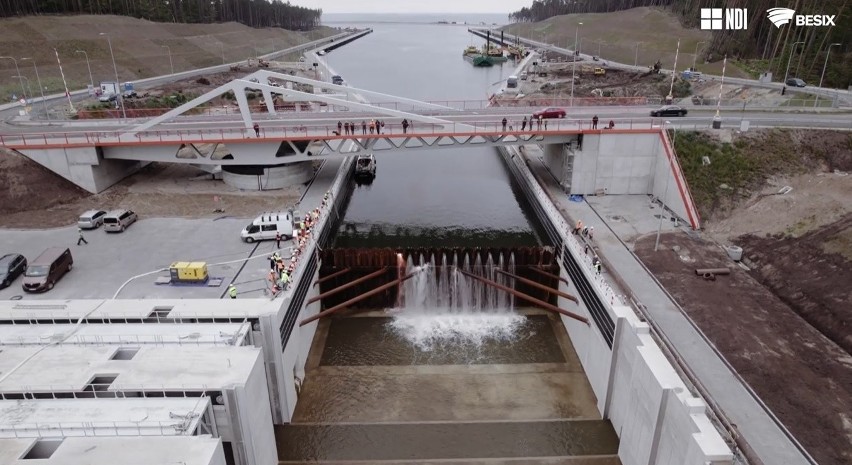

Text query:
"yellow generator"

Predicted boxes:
[[594, 67, 606, 76], [170, 261, 209, 283]]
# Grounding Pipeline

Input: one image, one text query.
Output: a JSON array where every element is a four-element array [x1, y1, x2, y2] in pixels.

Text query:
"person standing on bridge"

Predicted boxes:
[[502, 117, 507, 132], [228, 284, 237, 299], [276, 231, 282, 248], [369, 119, 375, 134], [592, 115, 599, 129], [253, 123, 260, 137], [361, 120, 367, 135], [337, 121, 343, 135], [537, 116, 543, 130], [521, 116, 527, 131], [402, 119, 409, 134]]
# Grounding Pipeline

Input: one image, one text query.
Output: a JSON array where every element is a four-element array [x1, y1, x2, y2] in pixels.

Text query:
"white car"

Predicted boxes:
[[77, 210, 107, 229]]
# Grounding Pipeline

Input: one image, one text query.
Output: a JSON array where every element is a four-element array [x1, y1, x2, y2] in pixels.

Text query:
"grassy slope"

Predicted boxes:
[[673, 129, 852, 220], [0, 15, 337, 98], [501, 7, 749, 78]]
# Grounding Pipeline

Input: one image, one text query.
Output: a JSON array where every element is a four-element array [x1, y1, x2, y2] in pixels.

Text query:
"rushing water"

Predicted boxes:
[[389, 251, 526, 350], [324, 19, 543, 248]]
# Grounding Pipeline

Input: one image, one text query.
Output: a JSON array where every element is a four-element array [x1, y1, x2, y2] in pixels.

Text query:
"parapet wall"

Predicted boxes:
[[499, 144, 732, 465]]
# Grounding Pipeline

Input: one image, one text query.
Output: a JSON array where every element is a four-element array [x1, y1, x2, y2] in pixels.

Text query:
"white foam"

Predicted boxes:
[[388, 308, 525, 352]]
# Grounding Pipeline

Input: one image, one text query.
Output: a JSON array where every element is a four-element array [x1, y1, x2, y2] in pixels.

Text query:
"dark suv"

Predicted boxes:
[[0, 253, 27, 289]]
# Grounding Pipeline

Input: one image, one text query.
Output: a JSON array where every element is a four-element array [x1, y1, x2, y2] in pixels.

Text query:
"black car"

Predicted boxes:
[[0, 253, 27, 289], [650, 105, 688, 117], [786, 78, 806, 88]]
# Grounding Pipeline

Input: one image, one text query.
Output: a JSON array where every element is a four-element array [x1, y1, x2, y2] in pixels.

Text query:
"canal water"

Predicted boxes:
[[324, 16, 544, 248], [277, 16, 620, 464]]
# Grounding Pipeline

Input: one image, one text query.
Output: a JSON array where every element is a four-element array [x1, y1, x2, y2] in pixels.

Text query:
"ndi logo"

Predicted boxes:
[[766, 7, 836, 27], [700, 8, 748, 30]]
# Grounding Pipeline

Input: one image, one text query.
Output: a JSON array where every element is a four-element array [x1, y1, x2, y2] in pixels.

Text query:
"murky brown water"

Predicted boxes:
[[278, 313, 620, 463], [320, 315, 566, 366]]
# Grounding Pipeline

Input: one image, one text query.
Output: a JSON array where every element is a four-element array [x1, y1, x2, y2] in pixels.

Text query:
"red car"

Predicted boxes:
[[533, 107, 567, 119]]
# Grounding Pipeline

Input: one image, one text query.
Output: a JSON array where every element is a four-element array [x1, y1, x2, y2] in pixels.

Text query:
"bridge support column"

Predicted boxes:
[[542, 141, 576, 192], [16, 146, 145, 194], [222, 161, 313, 191]]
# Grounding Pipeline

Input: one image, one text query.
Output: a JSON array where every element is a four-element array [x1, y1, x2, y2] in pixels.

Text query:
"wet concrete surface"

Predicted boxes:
[[280, 312, 620, 463]]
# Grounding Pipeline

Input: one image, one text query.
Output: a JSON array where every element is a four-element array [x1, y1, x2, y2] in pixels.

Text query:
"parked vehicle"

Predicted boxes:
[[533, 107, 567, 119], [506, 75, 519, 88], [78, 210, 108, 229], [103, 209, 138, 233], [332, 75, 344, 85], [786, 78, 806, 87], [241, 212, 294, 243], [98, 92, 117, 102], [520, 71, 528, 80], [650, 105, 688, 117], [0, 253, 27, 289], [22, 247, 72, 293]]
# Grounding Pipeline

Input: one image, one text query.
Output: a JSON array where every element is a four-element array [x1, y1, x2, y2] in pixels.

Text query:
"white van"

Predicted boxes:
[[507, 75, 519, 88], [241, 212, 294, 243]]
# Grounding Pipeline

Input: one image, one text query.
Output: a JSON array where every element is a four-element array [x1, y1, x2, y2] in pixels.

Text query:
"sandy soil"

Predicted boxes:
[[0, 149, 304, 229], [634, 232, 852, 465], [0, 14, 337, 98]]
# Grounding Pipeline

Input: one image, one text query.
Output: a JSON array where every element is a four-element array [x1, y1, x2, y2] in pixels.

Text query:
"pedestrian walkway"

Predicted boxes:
[[520, 149, 812, 465]]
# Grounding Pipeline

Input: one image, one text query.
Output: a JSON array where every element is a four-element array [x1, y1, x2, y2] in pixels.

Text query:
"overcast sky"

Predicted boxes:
[[296, 0, 531, 14]]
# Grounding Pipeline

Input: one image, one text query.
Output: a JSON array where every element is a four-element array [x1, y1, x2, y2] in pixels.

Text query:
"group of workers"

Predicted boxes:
[[264, 190, 333, 295], [337, 119, 388, 136], [575, 219, 601, 275]]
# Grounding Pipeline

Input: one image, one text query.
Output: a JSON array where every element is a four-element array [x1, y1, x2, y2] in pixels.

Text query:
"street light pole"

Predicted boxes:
[[815, 43, 841, 107], [74, 50, 94, 88], [100, 32, 127, 120], [1, 56, 27, 102], [655, 120, 675, 252], [692, 41, 705, 71], [21, 58, 49, 120], [220, 43, 225, 64], [161, 45, 174, 75], [570, 22, 582, 107], [783, 41, 804, 85], [634, 43, 640, 67]]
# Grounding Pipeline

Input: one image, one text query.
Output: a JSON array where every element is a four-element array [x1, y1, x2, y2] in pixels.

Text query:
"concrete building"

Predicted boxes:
[[0, 436, 224, 465], [0, 345, 276, 465]]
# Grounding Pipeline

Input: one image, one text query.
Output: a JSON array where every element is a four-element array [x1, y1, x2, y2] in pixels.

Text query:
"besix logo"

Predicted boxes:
[[766, 7, 836, 27], [700, 8, 748, 30]]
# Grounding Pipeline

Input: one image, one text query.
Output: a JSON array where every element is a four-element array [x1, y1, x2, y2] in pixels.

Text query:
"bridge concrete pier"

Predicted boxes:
[[17, 146, 146, 193], [222, 161, 313, 190]]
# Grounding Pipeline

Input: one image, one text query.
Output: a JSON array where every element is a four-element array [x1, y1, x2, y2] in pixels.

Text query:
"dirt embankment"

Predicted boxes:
[[0, 149, 302, 229], [634, 232, 852, 465]]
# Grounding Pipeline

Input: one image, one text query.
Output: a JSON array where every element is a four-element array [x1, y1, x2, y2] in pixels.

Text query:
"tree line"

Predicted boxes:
[[0, 0, 322, 30], [509, 0, 851, 88]]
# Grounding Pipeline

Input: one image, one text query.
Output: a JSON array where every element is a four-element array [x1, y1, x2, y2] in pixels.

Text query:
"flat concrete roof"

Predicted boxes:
[[0, 436, 221, 465], [0, 345, 261, 393], [0, 299, 282, 322], [0, 397, 210, 438], [0, 322, 250, 346]]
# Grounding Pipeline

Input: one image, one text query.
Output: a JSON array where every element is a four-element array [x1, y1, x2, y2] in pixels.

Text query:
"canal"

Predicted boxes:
[[276, 16, 620, 464], [324, 17, 543, 248]]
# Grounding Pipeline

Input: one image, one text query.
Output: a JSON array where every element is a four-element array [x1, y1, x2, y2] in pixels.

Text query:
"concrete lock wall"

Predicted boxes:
[[501, 143, 732, 464], [238, 355, 278, 465], [223, 162, 313, 191], [19, 146, 145, 193]]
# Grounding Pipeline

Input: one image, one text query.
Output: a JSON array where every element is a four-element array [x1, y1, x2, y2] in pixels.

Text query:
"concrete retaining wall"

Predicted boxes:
[[564, 131, 699, 229], [222, 162, 313, 190], [18, 146, 145, 193], [500, 144, 732, 464]]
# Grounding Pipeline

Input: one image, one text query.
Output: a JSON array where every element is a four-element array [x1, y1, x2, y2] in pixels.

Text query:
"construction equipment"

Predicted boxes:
[[229, 65, 241, 72], [258, 59, 270, 68], [594, 67, 606, 76], [169, 262, 209, 283]]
